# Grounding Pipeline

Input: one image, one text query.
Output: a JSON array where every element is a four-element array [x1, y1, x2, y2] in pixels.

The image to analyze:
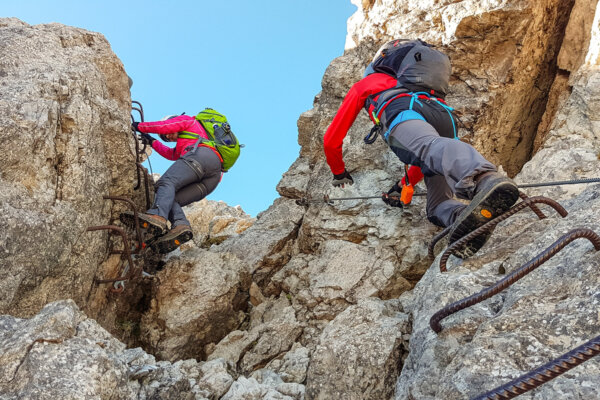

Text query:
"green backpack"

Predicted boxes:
[[194, 108, 241, 172]]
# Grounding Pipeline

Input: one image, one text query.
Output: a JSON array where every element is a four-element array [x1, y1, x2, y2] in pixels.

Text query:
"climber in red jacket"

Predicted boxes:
[[323, 72, 426, 195], [323, 39, 519, 258]]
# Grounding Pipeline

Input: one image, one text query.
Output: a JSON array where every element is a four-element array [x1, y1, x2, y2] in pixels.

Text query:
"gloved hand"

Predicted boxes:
[[131, 121, 140, 132], [140, 133, 155, 146], [332, 170, 354, 188], [382, 182, 403, 208]]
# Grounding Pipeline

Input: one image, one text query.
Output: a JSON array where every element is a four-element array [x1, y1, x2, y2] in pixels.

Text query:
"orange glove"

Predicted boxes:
[[399, 166, 423, 205], [400, 184, 414, 205]]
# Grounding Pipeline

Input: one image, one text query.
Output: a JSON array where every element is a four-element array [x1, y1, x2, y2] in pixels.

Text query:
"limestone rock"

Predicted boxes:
[[221, 376, 303, 400], [3, 0, 600, 398], [208, 296, 303, 375], [346, 0, 576, 176], [140, 248, 250, 361], [215, 198, 305, 285], [0, 18, 144, 317], [185, 199, 255, 248], [392, 2, 600, 395], [395, 186, 600, 399], [306, 298, 410, 399], [0, 300, 210, 400], [264, 343, 310, 384]]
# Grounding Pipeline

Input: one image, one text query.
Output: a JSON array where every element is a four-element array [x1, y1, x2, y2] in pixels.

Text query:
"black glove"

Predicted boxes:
[[131, 121, 140, 132], [382, 182, 403, 208], [140, 133, 155, 146], [332, 170, 354, 188]]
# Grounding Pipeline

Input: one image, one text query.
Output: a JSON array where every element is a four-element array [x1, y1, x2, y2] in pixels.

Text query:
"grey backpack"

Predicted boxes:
[[369, 39, 451, 97]]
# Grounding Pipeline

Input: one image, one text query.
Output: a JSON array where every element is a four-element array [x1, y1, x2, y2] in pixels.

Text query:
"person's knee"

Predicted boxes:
[[427, 213, 447, 228], [155, 177, 176, 190]]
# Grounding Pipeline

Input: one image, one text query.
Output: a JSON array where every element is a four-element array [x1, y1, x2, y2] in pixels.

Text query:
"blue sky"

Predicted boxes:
[[5, 1, 356, 216]]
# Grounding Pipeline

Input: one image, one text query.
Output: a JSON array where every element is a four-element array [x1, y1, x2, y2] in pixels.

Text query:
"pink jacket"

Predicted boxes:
[[138, 115, 222, 162]]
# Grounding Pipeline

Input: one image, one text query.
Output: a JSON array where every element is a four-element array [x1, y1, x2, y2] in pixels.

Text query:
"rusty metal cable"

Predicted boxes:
[[440, 197, 568, 272], [86, 225, 139, 285], [471, 334, 600, 400], [428, 225, 453, 260], [103, 196, 143, 253], [518, 191, 546, 220], [431, 228, 600, 333], [135, 163, 152, 210], [429, 193, 547, 261]]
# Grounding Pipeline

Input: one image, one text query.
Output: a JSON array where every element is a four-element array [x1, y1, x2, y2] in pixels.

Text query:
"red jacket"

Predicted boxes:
[[138, 115, 222, 162], [323, 73, 423, 185]]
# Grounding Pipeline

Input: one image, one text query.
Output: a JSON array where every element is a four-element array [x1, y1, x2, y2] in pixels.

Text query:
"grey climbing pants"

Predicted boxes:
[[146, 146, 222, 227], [387, 119, 496, 227]]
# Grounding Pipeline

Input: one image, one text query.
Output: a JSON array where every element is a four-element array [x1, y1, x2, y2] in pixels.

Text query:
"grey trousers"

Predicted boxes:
[[147, 146, 222, 227], [387, 119, 496, 227]]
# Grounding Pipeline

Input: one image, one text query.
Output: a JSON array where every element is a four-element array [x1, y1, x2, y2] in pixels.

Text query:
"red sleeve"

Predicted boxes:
[[323, 73, 397, 175], [138, 115, 196, 135], [401, 165, 424, 186]]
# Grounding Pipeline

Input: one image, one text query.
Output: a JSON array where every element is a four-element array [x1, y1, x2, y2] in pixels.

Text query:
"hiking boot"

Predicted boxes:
[[448, 172, 519, 258], [119, 211, 167, 237], [151, 224, 193, 254]]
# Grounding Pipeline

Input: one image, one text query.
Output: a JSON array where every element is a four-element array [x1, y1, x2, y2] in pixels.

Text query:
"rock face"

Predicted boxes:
[[347, 0, 578, 177], [0, 18, 144, 318], [0, 300, 298, 400], [2, 0, 600, 398], [140, 248, 250, 362], [305, 298, 410, 400], [395, 188, 600, 399], [185, 199, 255, 248]]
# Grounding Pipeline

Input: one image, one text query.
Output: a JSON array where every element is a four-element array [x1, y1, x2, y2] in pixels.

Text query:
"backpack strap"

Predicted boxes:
[[410, 92, 458, 139], [178, 131, 215, 155]]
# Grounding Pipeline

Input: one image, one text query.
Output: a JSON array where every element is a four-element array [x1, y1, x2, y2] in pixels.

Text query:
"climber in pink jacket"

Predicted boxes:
[[121, 115, 223, 254], [137, 115, 221, 161]]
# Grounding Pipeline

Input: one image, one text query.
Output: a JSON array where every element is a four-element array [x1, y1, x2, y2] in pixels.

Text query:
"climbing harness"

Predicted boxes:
[[364, 91, 461, 145]]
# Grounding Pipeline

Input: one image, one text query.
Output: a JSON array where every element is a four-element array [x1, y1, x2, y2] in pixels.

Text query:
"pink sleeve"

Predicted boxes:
[[151, 140, 178, 161], [138, 115, 196, 135]]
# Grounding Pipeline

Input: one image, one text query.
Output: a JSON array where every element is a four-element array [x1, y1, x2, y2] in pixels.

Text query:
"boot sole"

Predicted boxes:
[[448, 179, 519, 258], [119, 212, 166, 237], [151, 229, 193, 254]]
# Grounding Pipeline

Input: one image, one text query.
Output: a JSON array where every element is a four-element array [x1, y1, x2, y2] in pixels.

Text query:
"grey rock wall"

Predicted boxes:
[[2, 0, 600, 398], [0, 18, 142, 317]]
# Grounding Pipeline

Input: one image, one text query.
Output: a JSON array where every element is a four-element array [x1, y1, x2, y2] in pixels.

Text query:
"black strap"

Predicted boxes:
[[363, 125, 381, 144]]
